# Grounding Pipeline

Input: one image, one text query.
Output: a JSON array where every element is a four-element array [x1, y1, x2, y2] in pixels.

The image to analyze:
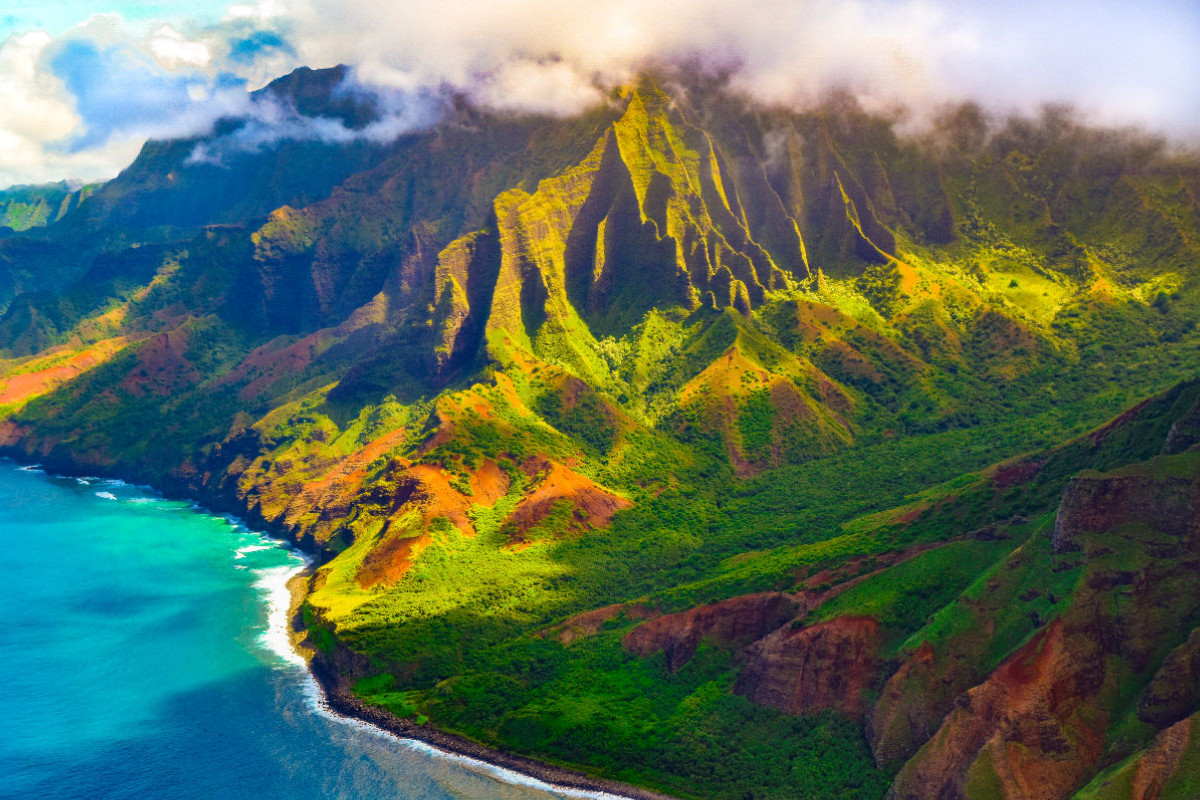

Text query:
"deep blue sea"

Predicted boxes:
[[0, 461, 603, 800]]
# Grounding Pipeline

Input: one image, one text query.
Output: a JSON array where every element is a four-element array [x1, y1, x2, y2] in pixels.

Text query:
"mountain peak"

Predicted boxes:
[[254, 64, 381, 129]]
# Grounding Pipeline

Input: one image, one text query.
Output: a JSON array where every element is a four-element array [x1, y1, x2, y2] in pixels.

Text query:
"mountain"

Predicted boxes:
[[0, 180, 97, 236], [2, 65, 1200, 799]]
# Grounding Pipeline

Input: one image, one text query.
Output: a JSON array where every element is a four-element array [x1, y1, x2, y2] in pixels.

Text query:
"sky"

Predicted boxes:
[[1, 0, 1198, 188]]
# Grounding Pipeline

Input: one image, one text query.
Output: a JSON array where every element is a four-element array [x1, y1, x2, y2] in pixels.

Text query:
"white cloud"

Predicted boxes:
[[0, 11, 287, 187], [223, 0, 287, 24], [472, 59, 604, 117], [0, 32, 88, 186], [149, 25, 212, 70], [288, 0, 1200, 135], [1, 0, 1198, 188]]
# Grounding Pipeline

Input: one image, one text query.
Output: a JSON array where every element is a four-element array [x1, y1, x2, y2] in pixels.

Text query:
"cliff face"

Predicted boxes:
[[735, 616, 882, 718], [1071, 713, 1200, 800], [622, 592, 800, 671], [1051, 471, 1200, 554], [887, 451, 1200, 799], [1163, 396, 1200, 456], [890, 618, 1105, 800], [0, 181, 95, 234]]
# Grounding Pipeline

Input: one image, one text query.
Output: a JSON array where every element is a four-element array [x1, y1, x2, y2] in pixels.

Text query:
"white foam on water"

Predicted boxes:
[[11, 465, 635, 800], [252, 563, 308, 668], [246, 558, 635, 800], [397, 737, 635, 800]]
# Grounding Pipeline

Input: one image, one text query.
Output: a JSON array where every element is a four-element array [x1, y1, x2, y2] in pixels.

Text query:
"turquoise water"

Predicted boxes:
[[0, 462, 599, 800]]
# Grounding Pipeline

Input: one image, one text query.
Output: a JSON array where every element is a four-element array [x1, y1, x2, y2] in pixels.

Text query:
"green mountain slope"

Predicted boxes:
[[0, 180, 97, 234], [1, 66, 1199, 798]]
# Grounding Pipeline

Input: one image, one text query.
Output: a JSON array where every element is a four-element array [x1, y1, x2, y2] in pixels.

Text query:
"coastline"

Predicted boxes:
[[1, 456, 681, 800], [284, 568, 680, 800]]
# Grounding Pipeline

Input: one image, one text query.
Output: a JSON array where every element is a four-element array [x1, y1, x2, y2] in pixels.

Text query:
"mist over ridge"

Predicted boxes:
[[1, 0, 1197, 188]]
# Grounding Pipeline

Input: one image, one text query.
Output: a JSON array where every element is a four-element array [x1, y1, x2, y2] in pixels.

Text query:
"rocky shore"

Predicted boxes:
[[285, 570, 680, 800]]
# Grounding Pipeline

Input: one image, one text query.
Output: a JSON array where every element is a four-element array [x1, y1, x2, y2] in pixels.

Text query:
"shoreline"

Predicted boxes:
[[2, 457, 681, 800], [284, 568, 679, 800], [308, 662, 679, 800]]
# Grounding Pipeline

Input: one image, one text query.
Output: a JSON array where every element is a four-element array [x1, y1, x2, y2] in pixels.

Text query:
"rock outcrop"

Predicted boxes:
[[1052, 471, 1200, 554], [888, 620, 1107, 800], [622, 592, 800, 671], [505, 460, 632, 540], [734, 615, 881, 718], [892, 456, 1200, 799]]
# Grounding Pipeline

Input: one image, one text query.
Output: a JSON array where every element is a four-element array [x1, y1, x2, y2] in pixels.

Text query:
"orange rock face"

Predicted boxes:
[[118, 329, 202, 397], [622, 593, 800, 671], [0, 340, 125, 406], [505, 459, 631, 539], [868, 640, 946, 767], [734, 616, 881, 718], [470, 458, 510, 505], [355, 531, 432, 587], [889, 620, 1107, 800], [1130, 716, 1195, 800], [222, 331, 325, 401]]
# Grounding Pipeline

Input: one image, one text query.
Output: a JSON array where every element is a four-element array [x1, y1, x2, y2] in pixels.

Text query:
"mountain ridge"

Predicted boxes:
[[2, 65, 1200, 798]]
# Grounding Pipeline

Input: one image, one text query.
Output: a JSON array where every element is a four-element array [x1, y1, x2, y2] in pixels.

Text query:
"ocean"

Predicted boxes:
[[0, 461, 608, 800]]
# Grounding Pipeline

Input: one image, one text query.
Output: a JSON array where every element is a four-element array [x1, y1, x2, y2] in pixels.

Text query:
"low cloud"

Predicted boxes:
[[0, 11, 290, 186], [0, 30, 173, 189], [1, 0, 1197, 188], [286, 0, 1200, 136], [186, 83, 448, 165], [48, 37, 250, 152]]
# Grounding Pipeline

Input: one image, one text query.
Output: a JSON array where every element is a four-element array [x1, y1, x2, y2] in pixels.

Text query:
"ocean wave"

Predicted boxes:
[[24, 462, 631, 800], [243, 554, 630, 798], [327, 711, 631, 799], [399, 737, 634, 799], [251, 563, 308, 667], [235, 544, 276, 560]]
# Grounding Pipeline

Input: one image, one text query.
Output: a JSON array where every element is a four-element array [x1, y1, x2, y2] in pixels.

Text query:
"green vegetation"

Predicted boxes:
[[1, 69, 1200, 799]]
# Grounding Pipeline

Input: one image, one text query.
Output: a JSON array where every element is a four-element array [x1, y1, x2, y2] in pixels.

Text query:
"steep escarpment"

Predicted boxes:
[[1071, 713, 1200, 799], [889, 456, 1200, 798], [735, 616, 882, 718], [875, 415, 1200, 799], [1, 66, 1200, 799], [622, 592, 801, 671]]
